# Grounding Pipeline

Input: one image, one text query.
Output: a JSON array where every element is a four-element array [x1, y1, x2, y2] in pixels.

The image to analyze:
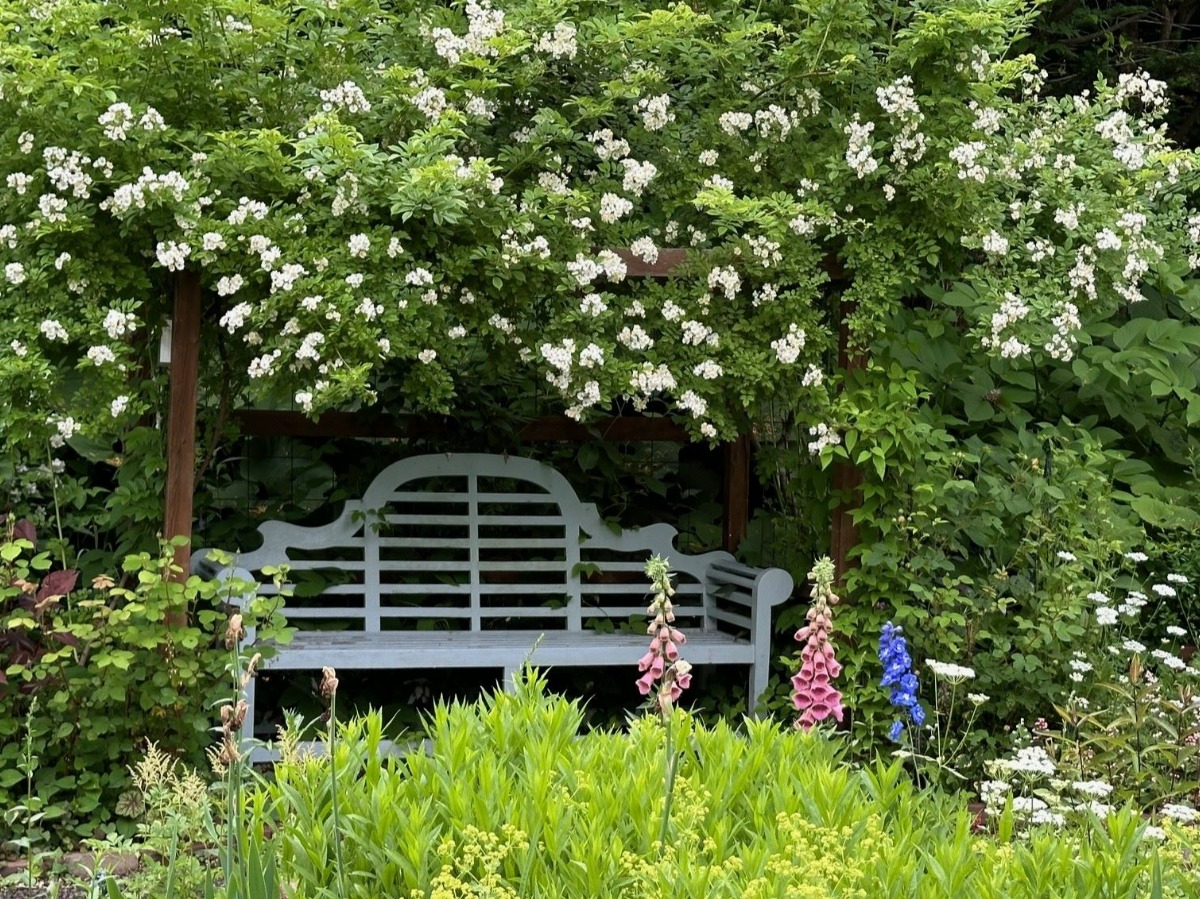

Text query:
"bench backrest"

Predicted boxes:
[[230, 453, 732, 634]]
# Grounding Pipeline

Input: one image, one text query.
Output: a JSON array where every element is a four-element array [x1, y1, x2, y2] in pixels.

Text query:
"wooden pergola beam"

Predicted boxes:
[[230, 409, 690, 442]]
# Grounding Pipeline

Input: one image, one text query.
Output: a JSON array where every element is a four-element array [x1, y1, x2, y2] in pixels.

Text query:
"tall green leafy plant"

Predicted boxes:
[[0, 517, 287, 841]]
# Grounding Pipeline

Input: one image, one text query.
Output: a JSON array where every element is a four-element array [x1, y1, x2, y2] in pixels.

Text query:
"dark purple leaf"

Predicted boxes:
[[13, 518, 36, 545], [36, 569, 79, 601], [51, 631, 79, 647]]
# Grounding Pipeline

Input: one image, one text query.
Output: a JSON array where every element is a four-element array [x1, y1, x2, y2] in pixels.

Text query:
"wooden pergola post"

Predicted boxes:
[[722, 434, 751, 553], [163, 271, 202, 592], [830, 297, 863, 587]]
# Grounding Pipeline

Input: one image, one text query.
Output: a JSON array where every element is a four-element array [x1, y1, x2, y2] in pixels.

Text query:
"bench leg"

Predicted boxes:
[[748, 658, 767, 717], [501, 666, 520, 693]]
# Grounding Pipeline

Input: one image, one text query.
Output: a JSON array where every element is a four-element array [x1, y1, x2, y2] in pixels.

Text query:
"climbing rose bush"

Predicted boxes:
[[0, 0, 1196, 481]]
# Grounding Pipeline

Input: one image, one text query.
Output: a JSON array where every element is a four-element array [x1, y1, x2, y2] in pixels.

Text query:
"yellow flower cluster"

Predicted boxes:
[[414, 824, 529, 899]]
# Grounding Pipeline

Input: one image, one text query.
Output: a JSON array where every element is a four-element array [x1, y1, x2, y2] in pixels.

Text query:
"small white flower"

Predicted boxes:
[[1125, 551, 1149, 563], [217, 275, 244, 297], [110, 395, 130, 417], [348, 233, 370, 258], [4, 262, 26, 285], [1072, 780, 1113, 798], [1167, 573, 1189, 584], [630, 236, 658, 265], [599, 193, 633, 223], [924, 659, 976, 681], [1095, 606, 1119, 626], [418, 349, 437, 364], [1166, 626, 1187, 637], [155, 240, 191, 272], [1152, 583, 1178, 598], [636, 94, 673, 131], [535, 22, 577, 60], [86, 345, 116, 366], [1161, 804, 1199, 824], [39, 319, 68, 342]]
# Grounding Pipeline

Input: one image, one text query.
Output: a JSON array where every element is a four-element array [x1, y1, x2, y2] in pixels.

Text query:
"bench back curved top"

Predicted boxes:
[[228, 453, 731, 633]]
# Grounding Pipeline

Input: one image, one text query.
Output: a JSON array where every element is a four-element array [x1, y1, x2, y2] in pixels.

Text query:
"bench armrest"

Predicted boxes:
[[705, 560, 794, 612], [704, 559, 794, 710]]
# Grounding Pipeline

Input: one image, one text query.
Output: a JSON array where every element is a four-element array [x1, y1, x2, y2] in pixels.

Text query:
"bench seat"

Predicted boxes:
[[196, 452, 794, 761], [267, 629, 758, 670]]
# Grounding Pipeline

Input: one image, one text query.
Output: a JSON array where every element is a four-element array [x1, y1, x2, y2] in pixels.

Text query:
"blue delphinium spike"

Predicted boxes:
[[878, 622, 925, 741]]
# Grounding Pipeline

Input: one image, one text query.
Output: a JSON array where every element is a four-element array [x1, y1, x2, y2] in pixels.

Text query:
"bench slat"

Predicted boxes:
[[383, 514, 564, 527], [261, 630, 754, 669], [706, 606, 753, 629], [383, 491, 555, 504], [376, 537, 567, 549]]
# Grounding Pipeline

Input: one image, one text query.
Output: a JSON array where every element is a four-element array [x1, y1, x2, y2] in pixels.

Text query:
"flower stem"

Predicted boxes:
[[329, 692, 348, 899], [659, 716, 678, 849]]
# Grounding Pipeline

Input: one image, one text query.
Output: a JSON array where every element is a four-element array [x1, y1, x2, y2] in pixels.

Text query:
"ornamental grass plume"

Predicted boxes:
[[792, 557, 844, 729], [637, 555, 692, 716], [878, 622, 925, 741]]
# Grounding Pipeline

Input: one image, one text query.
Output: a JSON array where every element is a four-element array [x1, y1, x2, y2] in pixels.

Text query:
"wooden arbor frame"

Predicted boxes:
[[163, 252, 858, 586]]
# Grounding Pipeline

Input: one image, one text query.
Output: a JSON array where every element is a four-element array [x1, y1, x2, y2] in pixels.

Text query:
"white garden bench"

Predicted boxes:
[[196, 453, 793, 759]]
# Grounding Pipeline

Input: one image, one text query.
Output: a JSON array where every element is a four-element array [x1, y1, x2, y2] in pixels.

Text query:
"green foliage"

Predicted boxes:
[[1023, 1, 1200, 149], [0, 520, 285, 842], [246, 673, 1200, 897], [0, 0, 1195, 479]]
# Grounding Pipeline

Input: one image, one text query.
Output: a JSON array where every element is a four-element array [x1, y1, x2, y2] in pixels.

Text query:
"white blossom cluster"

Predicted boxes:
[[754, 105, 799, 141], [431, 0, 505, 64], [843, 115, 878, 178], [589, 129, 630, 161], [599, 193, 633, 223], [319, 81, 371, 114], [636, 94, 673, 131], [629, 236, 658, 265], [993, 745, 1055, 778], [618, 325, 653, 351], [620, 159, 657, 196], [39, 319, 68, 342], [806, 423, 840, 455], [706, 266, 740, 299], [98, 102, 167, 141], [876, 76, 927, 171], [949, 140, 988, 182], [100, 168, 190, 217], [629, 362, 675, 397], [718, 111, 753, 136], [535, 22, 577, 60], [1043, 302, 1080, 361], [981, 292, 1030, 358], [770, 324, 805, 364], [925, 659, 976, 682], [680, 320, 717, 348], [102, 309, 136, 340]]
